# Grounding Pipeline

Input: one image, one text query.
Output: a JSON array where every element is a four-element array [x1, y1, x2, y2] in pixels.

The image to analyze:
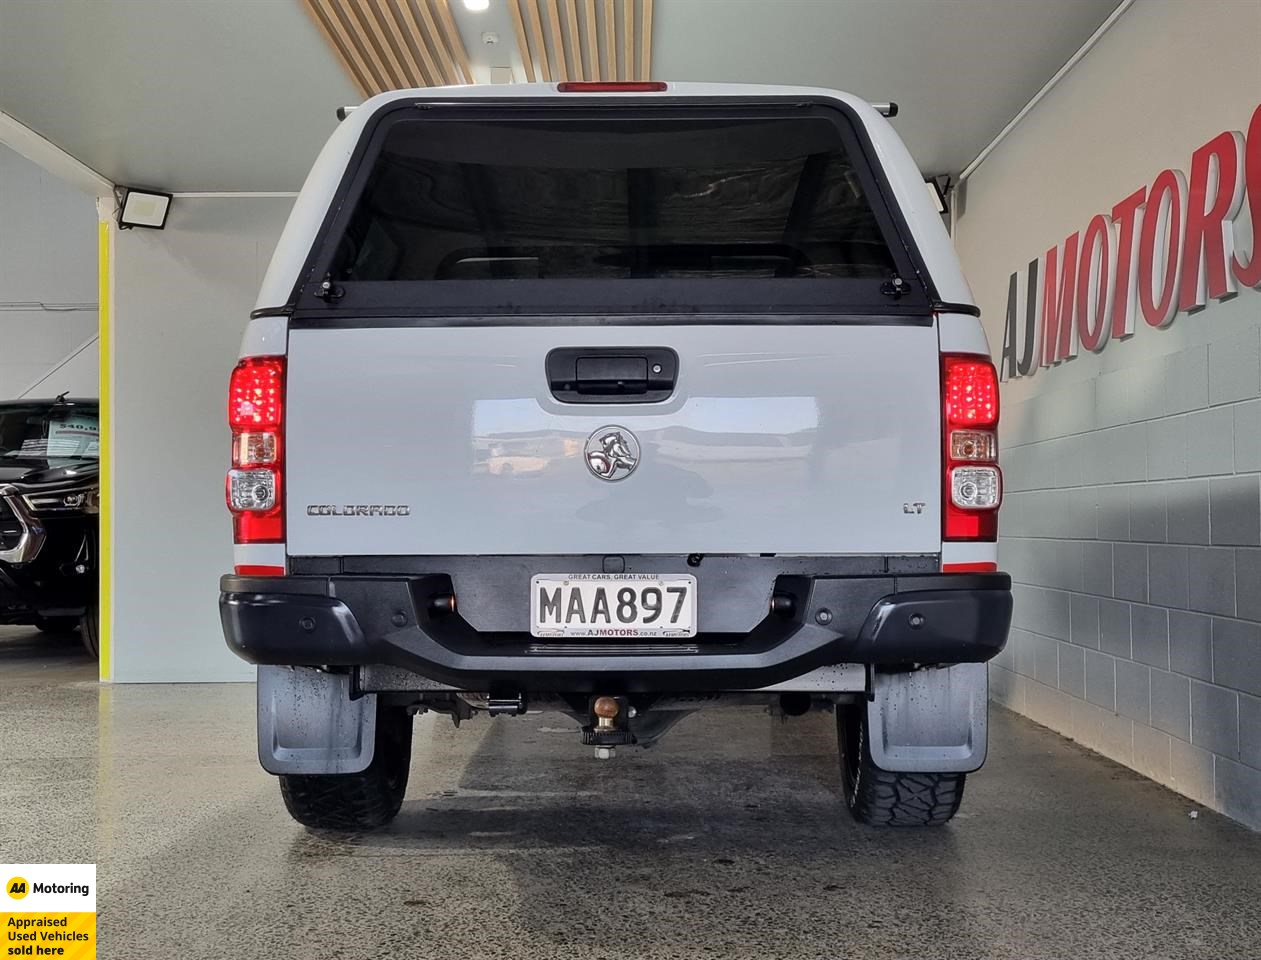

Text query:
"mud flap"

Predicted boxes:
[[257, 665, 377, 775], [866, 662, 987, 773]]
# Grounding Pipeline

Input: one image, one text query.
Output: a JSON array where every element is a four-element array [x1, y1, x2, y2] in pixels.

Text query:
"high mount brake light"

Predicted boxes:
[[227, 356, 285, 544], [557, 81, 668, 93], [942, 354, 1001, 541]]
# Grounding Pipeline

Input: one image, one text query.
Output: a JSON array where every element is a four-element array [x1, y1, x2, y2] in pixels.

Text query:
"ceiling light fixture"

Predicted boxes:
[[463, 0, 490, 11]]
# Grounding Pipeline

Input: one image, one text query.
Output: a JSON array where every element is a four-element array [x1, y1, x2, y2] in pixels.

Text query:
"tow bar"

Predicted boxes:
[[584, 695, 633, 759]]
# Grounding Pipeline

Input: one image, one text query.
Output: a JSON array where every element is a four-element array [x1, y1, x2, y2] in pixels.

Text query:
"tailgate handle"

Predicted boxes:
[[546, 347, 678, 404], [576, 356, 647, 392]]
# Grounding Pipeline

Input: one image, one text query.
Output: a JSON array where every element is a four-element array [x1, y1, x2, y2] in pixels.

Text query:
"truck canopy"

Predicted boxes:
[[255, 83, 974, 315], [278, 90, 950, 558]]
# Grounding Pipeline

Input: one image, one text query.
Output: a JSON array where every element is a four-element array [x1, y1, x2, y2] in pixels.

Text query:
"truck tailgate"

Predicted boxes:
[[284, 322, 941, 556]]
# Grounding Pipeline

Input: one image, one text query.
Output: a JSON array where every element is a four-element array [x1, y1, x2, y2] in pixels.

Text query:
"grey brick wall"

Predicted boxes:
[[992, 335, 1261, 830]]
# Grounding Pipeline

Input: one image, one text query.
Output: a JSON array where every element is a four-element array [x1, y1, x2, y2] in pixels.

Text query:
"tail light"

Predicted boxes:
[[227, 356, 285, 543], [942, 354, 1001, 541]]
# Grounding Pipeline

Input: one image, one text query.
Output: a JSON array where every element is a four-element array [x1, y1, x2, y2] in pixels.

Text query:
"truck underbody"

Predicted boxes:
[[223, 558, 1010, 797]]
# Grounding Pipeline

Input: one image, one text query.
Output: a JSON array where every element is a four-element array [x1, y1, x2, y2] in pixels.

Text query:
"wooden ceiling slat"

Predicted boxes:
[[338, 0, 410, 89], [581, 1, 599, 81], [620, 0, 632, 81], [408, 0, 460, 85], [431, 0, 474, 83], [523, 0, 551, 82], [602, 0, 615, 83], [303, 0, 374, 95], [545, 0, 568, 81], [388, 0, 443, 86], [638, 0, 652, 81], [403, 0, 453, 84], [326, 0, 396, 93], [508, 0, 537, 83], [307, 0, 652, 92], [377, 0, 430, 86], [563, 0, 583, 81]]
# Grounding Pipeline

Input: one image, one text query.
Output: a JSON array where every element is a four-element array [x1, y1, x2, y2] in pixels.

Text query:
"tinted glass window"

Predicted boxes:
[[0, 405, 100, 463], [333, 115, 898, 283]]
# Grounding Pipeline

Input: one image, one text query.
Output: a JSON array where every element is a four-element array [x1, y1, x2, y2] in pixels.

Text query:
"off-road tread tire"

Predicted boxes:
[[279, 704, 413, 831], [838, 706, 965, 827], [79, 608, 99, 659]]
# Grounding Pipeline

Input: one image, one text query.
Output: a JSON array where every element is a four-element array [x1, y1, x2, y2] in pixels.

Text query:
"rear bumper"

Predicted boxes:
[[220, 564, 1011, 693]]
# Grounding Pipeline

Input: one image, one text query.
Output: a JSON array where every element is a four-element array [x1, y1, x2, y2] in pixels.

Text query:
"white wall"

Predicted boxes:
[[21, 335, 98, 398], [0, 143, 98, 398], [954, 0, 1261, 827], [112, 197, 292, 682]]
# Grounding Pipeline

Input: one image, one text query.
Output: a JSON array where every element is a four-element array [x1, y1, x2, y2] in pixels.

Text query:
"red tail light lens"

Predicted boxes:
[[227, 356, 285, 544], [943, 357, 999, 428], [231, 491, 283, 543], [229, 357, 284, 429], [942, 354, 1001, 541], [235, 564, 286, 576]]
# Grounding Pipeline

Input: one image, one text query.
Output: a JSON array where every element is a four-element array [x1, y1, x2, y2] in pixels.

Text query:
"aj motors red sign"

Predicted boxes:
[[1000, 103, 1261, 380]]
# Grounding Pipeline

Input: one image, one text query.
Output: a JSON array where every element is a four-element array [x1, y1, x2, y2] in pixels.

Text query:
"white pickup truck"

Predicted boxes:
[[220, 81, 1011, 831]]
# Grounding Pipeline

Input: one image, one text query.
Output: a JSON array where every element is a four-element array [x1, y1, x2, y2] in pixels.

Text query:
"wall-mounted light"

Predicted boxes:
[[114, 186, 172, 230], [463, 0, 489, 11]]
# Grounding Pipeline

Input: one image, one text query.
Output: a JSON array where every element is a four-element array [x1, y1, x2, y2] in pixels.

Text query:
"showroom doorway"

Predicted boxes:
[[0, 140, 102, 675]]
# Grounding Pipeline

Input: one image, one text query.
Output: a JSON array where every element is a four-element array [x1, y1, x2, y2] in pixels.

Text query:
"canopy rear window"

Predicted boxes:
[[299, 100, 930, 317]]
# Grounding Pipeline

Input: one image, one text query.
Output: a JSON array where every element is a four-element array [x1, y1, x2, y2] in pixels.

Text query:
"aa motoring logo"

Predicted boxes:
[[4, 874, 90, 899], [1000, 102, 1261, 381]]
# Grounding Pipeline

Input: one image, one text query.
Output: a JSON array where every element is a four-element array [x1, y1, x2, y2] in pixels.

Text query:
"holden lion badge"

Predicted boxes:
[[585, 426, 640, 481]]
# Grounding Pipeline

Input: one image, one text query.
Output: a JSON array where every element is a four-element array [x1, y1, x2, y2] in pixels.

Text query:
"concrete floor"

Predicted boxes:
[[2, 627, 1260, 960]]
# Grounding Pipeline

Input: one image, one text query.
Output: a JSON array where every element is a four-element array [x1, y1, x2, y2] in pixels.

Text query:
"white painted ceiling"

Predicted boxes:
[[0, 0, 1122, 193]]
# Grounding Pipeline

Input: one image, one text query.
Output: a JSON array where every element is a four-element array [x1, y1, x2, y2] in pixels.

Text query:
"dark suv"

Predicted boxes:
[[0, 397, 100, 657]]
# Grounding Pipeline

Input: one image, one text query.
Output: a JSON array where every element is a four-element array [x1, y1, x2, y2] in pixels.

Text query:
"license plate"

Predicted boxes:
[[530, 574, 698, 639]]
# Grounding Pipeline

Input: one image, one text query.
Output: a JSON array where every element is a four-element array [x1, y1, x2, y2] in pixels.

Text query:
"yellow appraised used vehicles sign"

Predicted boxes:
[[3, 865, 95, 958]]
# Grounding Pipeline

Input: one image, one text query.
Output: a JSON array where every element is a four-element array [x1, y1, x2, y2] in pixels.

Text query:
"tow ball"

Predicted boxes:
[[584, 695, 634, 759]]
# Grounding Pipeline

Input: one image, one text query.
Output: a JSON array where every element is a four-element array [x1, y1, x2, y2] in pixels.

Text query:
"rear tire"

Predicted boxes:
[[35, 616, 79, 635], [837, 704, 965, 827], [79, 607, 100, 659], [279, 703, 413, 831]]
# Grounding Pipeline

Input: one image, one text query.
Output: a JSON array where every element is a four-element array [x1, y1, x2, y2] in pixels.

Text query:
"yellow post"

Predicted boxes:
[[97, 217, 112, 682]]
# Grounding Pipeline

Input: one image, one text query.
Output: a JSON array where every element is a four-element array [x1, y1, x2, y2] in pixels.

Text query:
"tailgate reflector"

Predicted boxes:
[[234, 564, 286, 576], [942, 562, 998, 573]]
